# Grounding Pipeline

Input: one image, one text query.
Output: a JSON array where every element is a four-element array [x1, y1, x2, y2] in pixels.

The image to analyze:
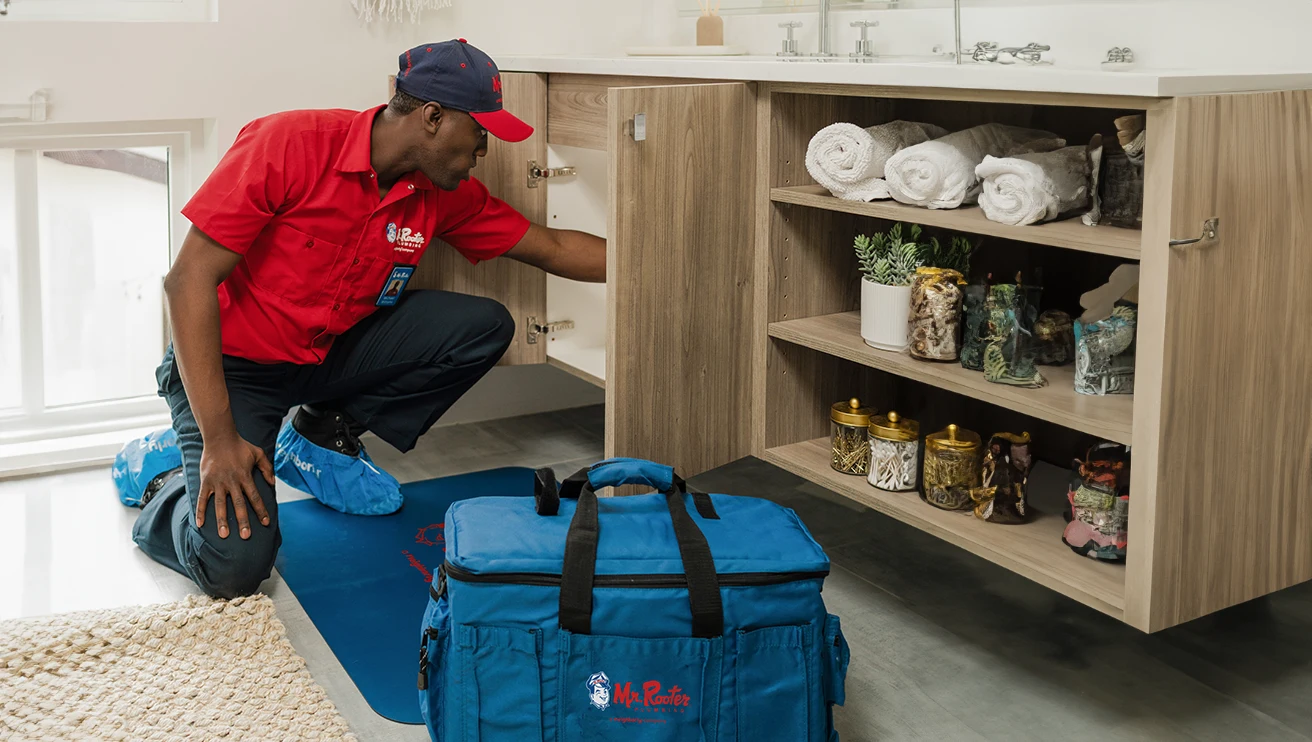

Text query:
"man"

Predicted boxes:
[[130, 39, 605, 599]]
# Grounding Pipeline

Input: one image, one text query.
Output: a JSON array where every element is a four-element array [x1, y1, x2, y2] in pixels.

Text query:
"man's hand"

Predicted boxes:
[[506, 224, 605, 282], [197, 432, 274, 540], [166, 227, 275, 541]]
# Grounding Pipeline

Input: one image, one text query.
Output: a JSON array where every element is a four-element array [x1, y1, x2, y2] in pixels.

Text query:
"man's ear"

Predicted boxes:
[[421, 102, 444, 134]]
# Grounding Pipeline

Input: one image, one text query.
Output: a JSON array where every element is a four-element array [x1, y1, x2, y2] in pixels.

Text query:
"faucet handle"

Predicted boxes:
[[778, 21, 802, 57], [850, 20, 878, 58]]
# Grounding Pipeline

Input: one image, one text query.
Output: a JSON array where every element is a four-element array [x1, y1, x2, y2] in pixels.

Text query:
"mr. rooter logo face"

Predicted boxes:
[[587, 671, 691, 712]]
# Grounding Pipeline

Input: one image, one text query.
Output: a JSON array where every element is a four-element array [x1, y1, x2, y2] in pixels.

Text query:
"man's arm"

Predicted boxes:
[[164, 226, 273, 540], [504, 223, 606, 283]]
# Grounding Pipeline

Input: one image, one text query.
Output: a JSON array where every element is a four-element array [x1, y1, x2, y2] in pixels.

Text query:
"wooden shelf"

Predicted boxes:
[[769, 311, 1134, 444], [547, 340, 606, 389], [763, 437, 1125, 620], [771, 185, 1142, 260]]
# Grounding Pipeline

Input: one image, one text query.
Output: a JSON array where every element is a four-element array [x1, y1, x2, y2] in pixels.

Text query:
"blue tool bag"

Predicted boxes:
[[418, 458, 850, 741]]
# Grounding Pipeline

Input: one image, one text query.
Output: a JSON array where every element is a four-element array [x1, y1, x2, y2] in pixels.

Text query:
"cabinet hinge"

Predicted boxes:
[[527, 160, 576, 188], [526, 316, 575, 344]]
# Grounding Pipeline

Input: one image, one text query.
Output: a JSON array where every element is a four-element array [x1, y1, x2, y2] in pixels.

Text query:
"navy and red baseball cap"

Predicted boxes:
[[394, 39, 533, 143]]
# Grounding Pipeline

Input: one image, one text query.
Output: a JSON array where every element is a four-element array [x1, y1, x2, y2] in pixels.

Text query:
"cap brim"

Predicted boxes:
[[471, 109, 534, 143]]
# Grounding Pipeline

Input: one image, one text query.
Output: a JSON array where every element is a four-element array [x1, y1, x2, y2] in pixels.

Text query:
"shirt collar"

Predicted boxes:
[[333, 104, 435, 191]]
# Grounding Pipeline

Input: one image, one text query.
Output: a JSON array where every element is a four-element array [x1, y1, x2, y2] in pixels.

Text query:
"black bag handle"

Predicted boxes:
[[558, 483, 724, 638], [535, 460, 719, 520], [533, 467, 560, 516]]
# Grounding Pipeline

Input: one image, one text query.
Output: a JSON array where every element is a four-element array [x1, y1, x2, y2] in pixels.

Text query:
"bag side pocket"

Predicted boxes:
[[822, 614, 850, 708], [418, 596, 452, 740], [736, 624, 811, 742], [457, 625, 543, 741], [821, 614, 851, 742]]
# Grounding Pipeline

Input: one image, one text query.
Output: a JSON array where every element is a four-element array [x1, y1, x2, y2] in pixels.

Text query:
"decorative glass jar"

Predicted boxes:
[[908, 267, 966, 362], [971, 432, 1034, 524], [830, 398, 875, 475], [867, 410, 920, 491], [921, 423, 982, 510]]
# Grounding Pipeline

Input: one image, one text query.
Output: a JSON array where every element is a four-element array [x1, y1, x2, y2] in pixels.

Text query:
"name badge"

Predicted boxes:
[[376, 264, 416, 307]]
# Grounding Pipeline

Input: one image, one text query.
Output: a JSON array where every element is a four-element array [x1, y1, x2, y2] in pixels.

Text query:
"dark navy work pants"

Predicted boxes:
[[132, 290, 514, 598]]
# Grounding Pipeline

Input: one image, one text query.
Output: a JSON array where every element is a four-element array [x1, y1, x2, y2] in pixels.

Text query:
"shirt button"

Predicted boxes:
[[370, 173, 376, 179], [408, 184, 415, 191], [333, 303, 341, 311], [352, 258, 360, 265]]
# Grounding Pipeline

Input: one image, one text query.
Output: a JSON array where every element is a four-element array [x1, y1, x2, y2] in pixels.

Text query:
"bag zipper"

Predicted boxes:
[[442, 561, 828, 588]]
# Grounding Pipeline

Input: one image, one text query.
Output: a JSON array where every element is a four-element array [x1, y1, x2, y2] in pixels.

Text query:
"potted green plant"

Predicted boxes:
[[855, 223, 925, 351], [923, 234, 977, 277]]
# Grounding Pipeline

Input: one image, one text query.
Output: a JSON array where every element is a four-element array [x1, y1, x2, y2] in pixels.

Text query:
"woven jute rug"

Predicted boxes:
[[0, 594, 357, 741]]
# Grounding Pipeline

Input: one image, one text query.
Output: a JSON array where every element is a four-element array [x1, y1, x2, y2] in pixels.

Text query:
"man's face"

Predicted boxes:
[[416, 105, 489, 191]]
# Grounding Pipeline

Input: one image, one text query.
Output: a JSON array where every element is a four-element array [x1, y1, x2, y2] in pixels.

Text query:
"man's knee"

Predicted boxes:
[[186, 527, 278, 599], [406, 292, 513, 363], [469, 297, 515, 356]]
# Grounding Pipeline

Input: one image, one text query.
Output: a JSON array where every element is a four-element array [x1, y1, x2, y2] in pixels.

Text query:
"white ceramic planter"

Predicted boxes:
[[861, 277, 912, 352]]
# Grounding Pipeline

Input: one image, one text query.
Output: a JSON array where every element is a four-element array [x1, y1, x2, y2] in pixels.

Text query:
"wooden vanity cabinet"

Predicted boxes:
[[425, 71, 1312, 632]]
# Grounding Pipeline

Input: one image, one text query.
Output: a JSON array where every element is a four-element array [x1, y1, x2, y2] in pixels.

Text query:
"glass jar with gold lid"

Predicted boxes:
[[830, 398, 875, 475], [867, 410, 920, 491], [922, 423, 983, 510]]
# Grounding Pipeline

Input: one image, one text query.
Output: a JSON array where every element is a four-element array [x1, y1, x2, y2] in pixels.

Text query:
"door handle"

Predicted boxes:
[[1169, 218, 1219, 249]]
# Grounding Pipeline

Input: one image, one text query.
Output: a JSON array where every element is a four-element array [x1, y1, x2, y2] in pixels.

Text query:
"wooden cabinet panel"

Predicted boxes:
[[606, 82, 757, 477], [411, 71, 549, 366], [1135, 91, 1312, 630], [546, 74, 706, 151]]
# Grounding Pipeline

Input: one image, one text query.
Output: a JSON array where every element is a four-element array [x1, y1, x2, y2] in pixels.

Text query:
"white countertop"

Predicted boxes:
[[498, 54, 1312, 99]]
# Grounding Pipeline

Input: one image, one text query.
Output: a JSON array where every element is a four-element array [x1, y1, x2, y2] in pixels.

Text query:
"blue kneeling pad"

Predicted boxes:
[[112, 427, 182, 506], [274, 423, 403, 516]]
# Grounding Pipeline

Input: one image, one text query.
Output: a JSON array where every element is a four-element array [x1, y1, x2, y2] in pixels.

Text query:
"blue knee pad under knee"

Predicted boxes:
[[273, 423, 403, 516], [112, 427, 182, 506]]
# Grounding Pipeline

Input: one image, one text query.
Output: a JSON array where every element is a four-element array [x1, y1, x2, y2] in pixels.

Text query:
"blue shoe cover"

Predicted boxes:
[[112, 427, 182, 506], [274, 422, 403, 515]]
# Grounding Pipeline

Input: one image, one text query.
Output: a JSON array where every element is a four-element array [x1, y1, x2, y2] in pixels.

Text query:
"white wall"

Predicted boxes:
[[0, 0, 675, 152]]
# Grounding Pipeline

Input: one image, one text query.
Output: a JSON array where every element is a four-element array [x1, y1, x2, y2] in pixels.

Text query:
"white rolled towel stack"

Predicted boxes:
[[976, 145, 1092, 226], [883, 123, 1059, 210], [805, 120, 949, 202]]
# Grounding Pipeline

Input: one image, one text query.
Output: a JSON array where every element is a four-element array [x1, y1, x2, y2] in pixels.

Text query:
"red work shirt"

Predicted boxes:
[[181, 105, 531, 365]]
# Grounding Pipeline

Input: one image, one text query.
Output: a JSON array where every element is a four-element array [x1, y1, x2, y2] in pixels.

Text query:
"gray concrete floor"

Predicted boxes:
[[3, 404, 1311, 741]]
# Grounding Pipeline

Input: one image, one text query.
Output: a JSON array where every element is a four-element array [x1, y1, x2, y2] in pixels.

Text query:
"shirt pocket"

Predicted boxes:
[[243, 222, 343, 308]]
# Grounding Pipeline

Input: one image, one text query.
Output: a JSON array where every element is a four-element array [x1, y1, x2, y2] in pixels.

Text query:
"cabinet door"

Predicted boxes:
[[606, 82, 758, 476], [1130, 91, 1312, 631], [410, 71, 549, 366]]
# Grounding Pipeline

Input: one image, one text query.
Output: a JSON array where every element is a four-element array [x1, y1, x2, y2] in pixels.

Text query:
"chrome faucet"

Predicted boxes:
[[777, 21, 802, 57], [849, 21, 879, 61], [810, 0, 836, 58]]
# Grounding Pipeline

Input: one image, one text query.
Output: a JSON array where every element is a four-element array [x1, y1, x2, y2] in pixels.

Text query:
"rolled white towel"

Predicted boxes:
[[884, 123, 1059, 209], [805, 120, 948, 202], [976, 146, 1091, 226]]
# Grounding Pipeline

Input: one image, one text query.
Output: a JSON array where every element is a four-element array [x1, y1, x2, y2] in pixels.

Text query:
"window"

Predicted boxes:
[[0, 130, 191, 454], [0, 0, 214, 22]]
